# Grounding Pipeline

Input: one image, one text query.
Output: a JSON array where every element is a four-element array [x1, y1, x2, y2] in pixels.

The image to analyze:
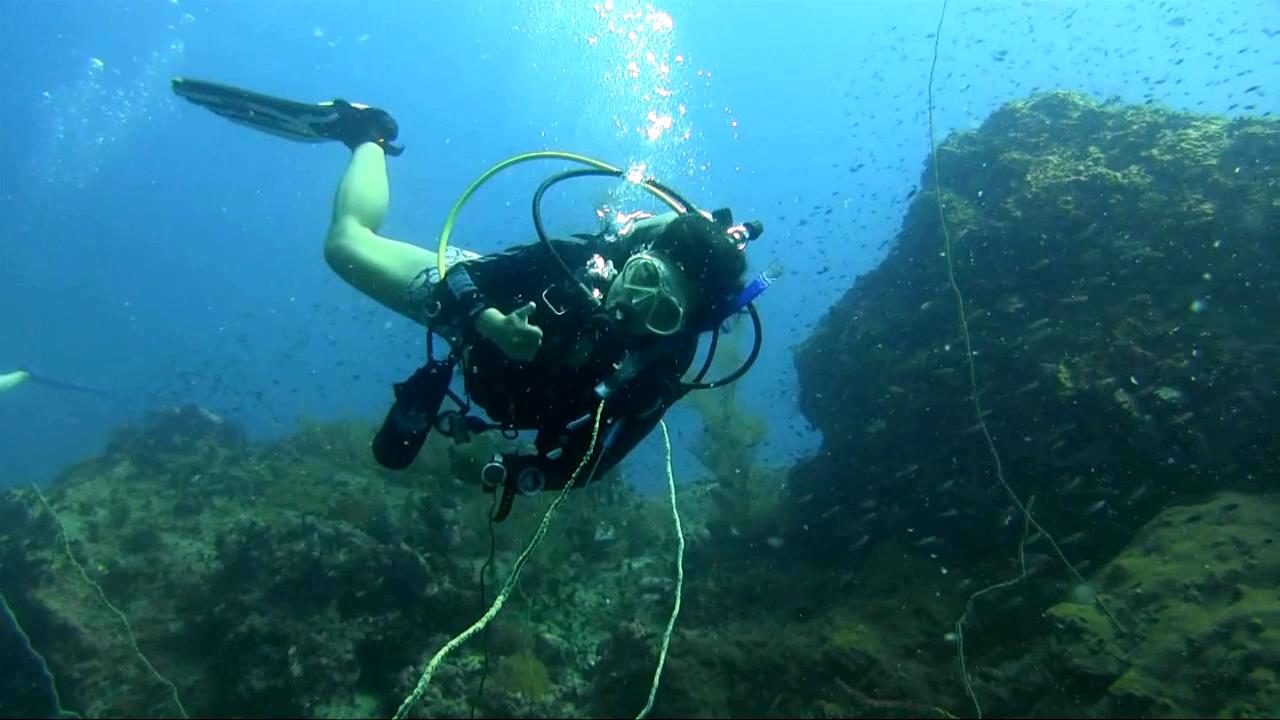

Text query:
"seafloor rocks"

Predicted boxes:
[[2, 91, 1275, 720], [1014, 492, 1278, 717], [791, 90, 1277, 582], [0, 413, 669, 718]]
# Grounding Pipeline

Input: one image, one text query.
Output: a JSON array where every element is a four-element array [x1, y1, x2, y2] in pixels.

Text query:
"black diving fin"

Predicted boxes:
[[171, 76, 403, 156]]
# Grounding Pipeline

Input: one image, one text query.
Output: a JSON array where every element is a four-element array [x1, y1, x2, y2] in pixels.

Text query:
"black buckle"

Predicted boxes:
[[434, 410, 492, 443]]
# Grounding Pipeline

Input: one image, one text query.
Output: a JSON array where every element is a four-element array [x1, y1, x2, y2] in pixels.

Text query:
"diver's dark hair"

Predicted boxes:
[[648, 212, 748, 330]]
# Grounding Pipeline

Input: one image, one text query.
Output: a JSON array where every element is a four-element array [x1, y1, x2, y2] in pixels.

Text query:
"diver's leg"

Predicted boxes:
[[0, 370, 31, 393], [325, 142, 437, 322]]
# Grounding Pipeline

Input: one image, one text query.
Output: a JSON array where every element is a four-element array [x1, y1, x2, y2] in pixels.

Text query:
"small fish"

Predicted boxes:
[[1024, 553, 1054, 575], [1024, 327, 1055, 344], [894, 464, 920, 478], [914, 535, 943, 548], [1061, 531, 1086, 545], [1084, 499, 1109, 516]]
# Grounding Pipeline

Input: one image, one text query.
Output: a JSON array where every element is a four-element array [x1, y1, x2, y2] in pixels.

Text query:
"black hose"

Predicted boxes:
[[690, 327, 720, 385], [531, 168, 622, 292], [468, 494, 501, 719], [681, 303, 762, 391], [530, 168, 761, 392]]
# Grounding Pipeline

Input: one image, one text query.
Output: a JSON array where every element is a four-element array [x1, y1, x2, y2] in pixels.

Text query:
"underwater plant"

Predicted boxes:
[[686, 339, 776, 542]]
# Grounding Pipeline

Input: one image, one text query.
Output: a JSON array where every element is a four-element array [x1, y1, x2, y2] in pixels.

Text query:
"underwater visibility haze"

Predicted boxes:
[[0, 0, 1277, 717]]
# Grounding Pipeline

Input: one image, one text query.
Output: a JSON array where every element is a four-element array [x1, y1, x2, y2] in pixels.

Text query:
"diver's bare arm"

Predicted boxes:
[[324, 142, 435, 324]]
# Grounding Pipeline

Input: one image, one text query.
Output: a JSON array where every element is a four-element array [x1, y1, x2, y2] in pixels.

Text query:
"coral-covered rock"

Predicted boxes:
[[792, 91, 1278, 583], [987, 492, 1279, 717]]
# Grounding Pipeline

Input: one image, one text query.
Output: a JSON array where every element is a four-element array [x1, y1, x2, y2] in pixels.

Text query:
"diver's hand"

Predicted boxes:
[[475, 303, 543, 362]]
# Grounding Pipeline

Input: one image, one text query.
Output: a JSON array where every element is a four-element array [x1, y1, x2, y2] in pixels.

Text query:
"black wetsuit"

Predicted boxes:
[[421, 233, 696, 489]]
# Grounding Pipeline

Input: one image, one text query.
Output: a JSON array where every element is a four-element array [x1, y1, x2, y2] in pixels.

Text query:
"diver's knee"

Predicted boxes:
[[325, 216, 367, 253], [323, 226, 360, 276]]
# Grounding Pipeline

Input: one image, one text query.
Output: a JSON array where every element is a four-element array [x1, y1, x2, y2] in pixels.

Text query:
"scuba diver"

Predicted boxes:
[[171, 77, 769, 520], [0, 368, 109, 395], [0, 370, 32, 394]]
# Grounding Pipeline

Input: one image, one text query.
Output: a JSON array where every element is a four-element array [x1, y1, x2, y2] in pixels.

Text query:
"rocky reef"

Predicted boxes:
[[795, 91, 1277, 564], [0, 403, 681, 719], [0, 391, 964, 719], [790, 90, 1278, 716], [1020, 492, 1279, 718], [1, 92, 1276, 719]]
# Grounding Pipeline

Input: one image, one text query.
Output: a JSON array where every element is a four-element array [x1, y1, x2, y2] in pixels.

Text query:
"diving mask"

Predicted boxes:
[[615, 252, 686, 336]]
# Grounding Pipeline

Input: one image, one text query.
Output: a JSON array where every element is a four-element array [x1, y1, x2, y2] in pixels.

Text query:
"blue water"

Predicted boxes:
[[0, 0, 1273, 490]]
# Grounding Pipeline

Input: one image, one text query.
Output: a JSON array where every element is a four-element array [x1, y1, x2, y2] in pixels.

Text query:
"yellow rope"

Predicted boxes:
[[635, 420, 684, 719], [31, 484, 188, 719], [392, 401, 608, 719], [923, 2, 1124, 716]]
